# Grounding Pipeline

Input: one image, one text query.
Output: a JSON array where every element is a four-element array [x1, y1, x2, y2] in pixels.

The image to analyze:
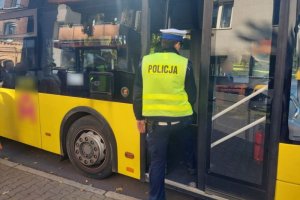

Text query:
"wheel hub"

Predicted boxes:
[[74, 131, 106, 166]]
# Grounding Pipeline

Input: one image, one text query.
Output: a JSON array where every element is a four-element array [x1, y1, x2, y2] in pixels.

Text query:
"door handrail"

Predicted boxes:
[[211, 116, 266, 148], [212, 85, 268, 121]]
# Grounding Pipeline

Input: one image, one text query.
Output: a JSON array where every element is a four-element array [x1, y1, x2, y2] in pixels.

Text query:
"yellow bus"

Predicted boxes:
[[0, 0, 299, 199]]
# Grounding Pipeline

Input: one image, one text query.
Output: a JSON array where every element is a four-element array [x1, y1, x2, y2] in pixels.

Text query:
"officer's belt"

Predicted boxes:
[[157, 121, 180, 126]]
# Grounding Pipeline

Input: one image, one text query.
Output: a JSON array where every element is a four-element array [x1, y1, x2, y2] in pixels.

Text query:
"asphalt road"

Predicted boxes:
[[0, 137, 196, 200]]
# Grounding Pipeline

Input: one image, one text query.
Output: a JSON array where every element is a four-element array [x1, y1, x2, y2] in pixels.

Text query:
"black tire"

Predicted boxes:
[[66, 115, 113, 179]]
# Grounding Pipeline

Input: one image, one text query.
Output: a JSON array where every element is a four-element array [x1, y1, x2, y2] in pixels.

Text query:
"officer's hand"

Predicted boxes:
[[137, 120, 146, 134]]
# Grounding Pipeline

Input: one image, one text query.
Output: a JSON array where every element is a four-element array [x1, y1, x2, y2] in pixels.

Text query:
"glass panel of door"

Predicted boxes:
[[209, 0, 276, 186]]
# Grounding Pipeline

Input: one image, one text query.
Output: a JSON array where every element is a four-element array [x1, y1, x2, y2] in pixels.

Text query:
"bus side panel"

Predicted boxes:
[[275, 180, 300, 200], [0, 89, 17, 140], [0, 88, 41, 148], [101, 100, 141, 179], [38, 93, 140, 179], [276, 143, 300, 199]]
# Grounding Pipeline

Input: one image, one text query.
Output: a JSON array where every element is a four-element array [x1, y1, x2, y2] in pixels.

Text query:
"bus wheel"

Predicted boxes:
[[66, 115, 113, 179]]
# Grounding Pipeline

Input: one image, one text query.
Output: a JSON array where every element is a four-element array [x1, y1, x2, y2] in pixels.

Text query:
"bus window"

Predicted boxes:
[[39, 0, 142, 101], [0, 11, 37, 89], [80, 49, 117, 72], [0, 16, 35, 38], [60, 49, 75, 70]]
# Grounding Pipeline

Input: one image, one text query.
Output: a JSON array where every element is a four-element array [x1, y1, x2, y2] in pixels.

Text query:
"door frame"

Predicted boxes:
[[197, 0, 297, 199]]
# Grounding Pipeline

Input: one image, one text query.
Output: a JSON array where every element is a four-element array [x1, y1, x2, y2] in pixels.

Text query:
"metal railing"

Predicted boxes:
[[211, 85, 268, 148]]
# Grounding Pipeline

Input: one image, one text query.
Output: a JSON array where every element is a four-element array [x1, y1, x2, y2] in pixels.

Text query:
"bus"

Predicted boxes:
[[0, 0, 299, 199]]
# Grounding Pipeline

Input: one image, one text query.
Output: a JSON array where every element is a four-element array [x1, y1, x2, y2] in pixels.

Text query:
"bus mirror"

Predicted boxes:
[[89, 72, 114, 100]]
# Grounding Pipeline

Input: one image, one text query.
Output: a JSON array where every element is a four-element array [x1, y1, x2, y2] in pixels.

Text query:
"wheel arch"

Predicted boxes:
[[60, 106, 118, 172]]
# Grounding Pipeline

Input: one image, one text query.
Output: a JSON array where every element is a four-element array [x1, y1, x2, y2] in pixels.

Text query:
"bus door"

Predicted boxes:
[[0, 9, 41, 148], [148, 1, 275, 199], [276, 0, 300, 199], [199, 0, 295, 199]]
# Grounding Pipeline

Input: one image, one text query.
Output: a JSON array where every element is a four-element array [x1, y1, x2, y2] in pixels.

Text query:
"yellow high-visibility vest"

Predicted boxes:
[[141, 52, 193, 117]]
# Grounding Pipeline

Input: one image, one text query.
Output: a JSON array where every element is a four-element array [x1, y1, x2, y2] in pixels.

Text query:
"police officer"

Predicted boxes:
[[133, 29, 196, 200]]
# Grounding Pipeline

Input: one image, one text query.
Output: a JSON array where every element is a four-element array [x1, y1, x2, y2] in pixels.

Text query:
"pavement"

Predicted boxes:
[[0, 158, 140, 200]]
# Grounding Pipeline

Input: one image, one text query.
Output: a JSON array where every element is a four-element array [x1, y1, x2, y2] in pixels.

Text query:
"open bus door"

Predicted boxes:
[[149, 0, 268, 199], [289, 2, 300, 142], [275, 1, 300, 199], [147, 0, 299, 199], [198, 0, 299, 200]]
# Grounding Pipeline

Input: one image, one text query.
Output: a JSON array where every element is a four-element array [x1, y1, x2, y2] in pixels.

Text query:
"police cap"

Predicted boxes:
[[160, 28, 188, 42]]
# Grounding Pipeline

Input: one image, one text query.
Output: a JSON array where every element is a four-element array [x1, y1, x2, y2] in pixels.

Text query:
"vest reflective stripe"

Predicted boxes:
[[143, 93, 188, 102], [143, 104, 192, 116], [142, 52, 193, 117], [143, 95, 188, 109]]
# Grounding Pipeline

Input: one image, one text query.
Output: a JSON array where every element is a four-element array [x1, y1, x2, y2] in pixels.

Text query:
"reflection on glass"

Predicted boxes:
[[0, 0, 27, 9], [288, 40, 300, 141], [2, 0, 23, 8], [10, 0, 19, 7], [220, 3, 233, 28], [0, 38, 36, 89], [39, 1, 141, 97], [210, 0, 275, 185], [212, 1, 233, 29], [4, 22, 16, 35], [60, 49, 75, 69], [0, 16, 34, 36], [212, 3, 219, 28], [81, 49, 117, 71]]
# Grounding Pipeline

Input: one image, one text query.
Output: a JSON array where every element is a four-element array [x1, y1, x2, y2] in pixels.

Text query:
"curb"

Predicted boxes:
[[0, 158, 141, 200]]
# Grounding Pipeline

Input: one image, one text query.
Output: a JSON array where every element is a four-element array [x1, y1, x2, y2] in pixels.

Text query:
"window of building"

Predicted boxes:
[[2, 0, 21, 8], [212, 1, 233, 29], [4, 22, 16, 35], [210, 55, 227, 76], [10, 0, 19, 7]]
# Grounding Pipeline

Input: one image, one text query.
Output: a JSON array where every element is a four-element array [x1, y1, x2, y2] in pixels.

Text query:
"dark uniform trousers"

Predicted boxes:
[[146, 120, 191, 200]]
